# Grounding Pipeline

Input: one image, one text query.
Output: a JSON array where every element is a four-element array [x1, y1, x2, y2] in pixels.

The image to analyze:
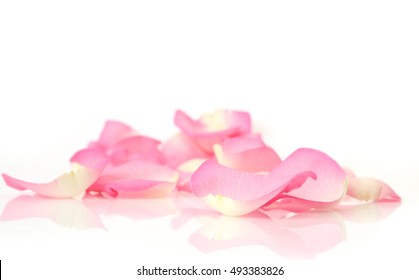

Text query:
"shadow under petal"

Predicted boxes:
[[0, 194, 105, 230], [189, 209, 346, 259], [82, 194, 177, 220]]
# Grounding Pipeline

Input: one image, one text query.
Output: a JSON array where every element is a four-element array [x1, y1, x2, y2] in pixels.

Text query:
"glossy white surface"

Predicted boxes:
[[1, 1, 418, 279], [0, 194, 416, 280]]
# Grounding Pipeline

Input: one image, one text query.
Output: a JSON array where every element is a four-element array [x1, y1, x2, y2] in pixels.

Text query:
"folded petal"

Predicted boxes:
[[214, 135, 281, 172], [190, 160, 312, 216], [190, 148, 346, 216], [2, 148, 108, 198], [278, 148, 347, 207], [88, 160, 179, 197], [174, 110, 251, 152]]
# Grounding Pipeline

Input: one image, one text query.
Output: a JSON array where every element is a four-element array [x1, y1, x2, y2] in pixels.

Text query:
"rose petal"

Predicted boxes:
[[2, 148, 108, 198], [161, 133, 210, 168], [174, 110, 251, 152], [190, 148, 346, 216], [93, 120, 134, 150], [109, 135, 165, 165], [214, 135, 281, 172], [278, 148, 347, 207], [111, 135, 161, 153], [70, 148, 109, 171], [88, 160, 179, 197], [176, 158, 208, 192], [217, 134, 263, 152], [190, 159, 313, 216]]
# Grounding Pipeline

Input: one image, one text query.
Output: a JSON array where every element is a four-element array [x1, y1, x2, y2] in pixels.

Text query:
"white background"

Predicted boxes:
[[1, 1, 418, 279]]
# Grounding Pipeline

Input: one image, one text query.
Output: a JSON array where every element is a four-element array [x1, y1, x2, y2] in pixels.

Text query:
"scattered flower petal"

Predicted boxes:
[[214, 135, 281, 172], [190, 148, 346, 216], [278, 148, 347, 207], [174, 109, 251, 152], [94, 120, 134, 150], [88, 160, 179, 198], [1, 109, 400, 218], [162, 133, 210, 168], [176, 158, 208, 192], [109, 135, 165, 166], [2, 148, 108, 198]]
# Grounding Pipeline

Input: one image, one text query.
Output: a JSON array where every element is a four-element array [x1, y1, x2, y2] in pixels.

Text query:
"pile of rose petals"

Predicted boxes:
[[2, 110, 400, 216]]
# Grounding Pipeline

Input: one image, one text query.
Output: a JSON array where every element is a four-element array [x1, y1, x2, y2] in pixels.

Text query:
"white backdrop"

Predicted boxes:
[[1, 1, 418, 279]]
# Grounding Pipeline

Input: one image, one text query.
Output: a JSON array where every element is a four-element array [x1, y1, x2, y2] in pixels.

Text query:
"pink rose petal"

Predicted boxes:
[[278, 148, 347, 207], [109, 135, 165, 165], [94, 120, 134, 150], [2, 148, 108, 198], [214, 135, 281, 172], [190, 148, 346, 216], [1, 109, 401, 222], [176, 158, 208, 192], [189, 165, 310, 216], [88, 160, 179, 197], [162, 133, 210, 168], [174, 110, 251, 152]]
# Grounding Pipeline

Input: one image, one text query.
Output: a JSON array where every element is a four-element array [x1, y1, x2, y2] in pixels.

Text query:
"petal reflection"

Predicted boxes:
[[82, 195, 177, 220], [336, 202, 401, 223], [0, 194, 104, 230], [189, 210, 345, 259]]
